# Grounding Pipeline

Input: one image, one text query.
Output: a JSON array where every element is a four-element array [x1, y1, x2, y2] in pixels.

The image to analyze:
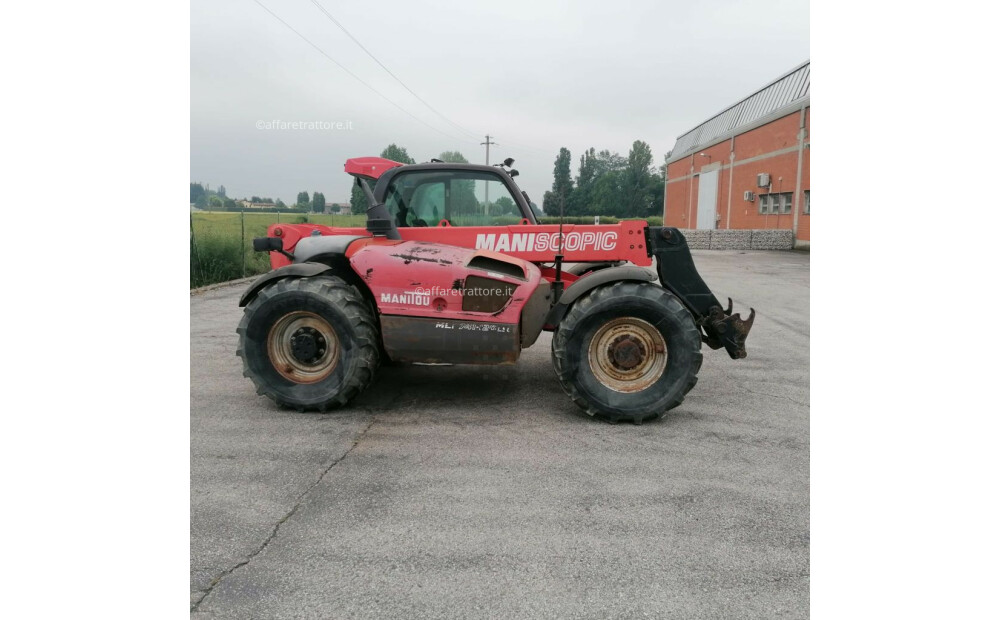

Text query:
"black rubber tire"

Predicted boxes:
[[551, 281, 702, 424], [237, 276, 380, 411]]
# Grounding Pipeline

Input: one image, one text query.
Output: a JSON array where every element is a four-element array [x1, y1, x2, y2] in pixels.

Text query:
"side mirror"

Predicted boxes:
[[503, 157, 515, 167], [509, 169, 519, 177]]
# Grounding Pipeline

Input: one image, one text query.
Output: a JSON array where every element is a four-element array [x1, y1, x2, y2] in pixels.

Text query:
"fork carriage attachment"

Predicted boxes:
[[645, 227, 755, 360]]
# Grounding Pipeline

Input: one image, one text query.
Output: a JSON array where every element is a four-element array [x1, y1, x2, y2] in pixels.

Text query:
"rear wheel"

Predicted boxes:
[[237, 276, 380, 411], [551, 281, 702, 424]]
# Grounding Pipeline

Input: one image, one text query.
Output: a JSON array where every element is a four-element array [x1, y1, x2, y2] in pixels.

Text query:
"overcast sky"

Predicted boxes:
[[191, 0, 809, 207]]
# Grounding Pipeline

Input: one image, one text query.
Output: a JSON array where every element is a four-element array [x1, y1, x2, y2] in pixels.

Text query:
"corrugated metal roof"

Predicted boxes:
[[668, 61, 809, 163]]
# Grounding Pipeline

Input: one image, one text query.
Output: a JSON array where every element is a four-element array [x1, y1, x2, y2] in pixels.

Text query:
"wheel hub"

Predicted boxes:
[[588, 317, 667, 393], [290, 327, 326, 364], [609, 334, 646, 370], [266, 311, 339, 383]]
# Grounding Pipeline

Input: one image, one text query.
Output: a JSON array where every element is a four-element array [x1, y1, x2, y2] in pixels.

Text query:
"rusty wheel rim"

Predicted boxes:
[[266, 311, 339, 384], [587, 317, 667, 393]]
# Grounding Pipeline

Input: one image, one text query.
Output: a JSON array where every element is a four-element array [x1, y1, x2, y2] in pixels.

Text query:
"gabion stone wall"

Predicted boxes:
[[710, 230, 752, 250], [681, 229, 712, 249], [750, 229, 795, 250], [678, 229, 794, 250]]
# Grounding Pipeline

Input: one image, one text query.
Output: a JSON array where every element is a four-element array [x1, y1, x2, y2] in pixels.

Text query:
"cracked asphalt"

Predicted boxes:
[[191, 250, 809, 619]]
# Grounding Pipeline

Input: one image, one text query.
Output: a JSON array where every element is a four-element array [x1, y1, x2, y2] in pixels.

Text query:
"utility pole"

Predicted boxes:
[[481, 134, 495, 165], [481, 134, 497, 215]]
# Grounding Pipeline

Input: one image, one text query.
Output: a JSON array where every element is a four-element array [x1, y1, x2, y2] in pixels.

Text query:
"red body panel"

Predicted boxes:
[[344, 157, 404, 180], [348, 239, 542, 325], [267, 220, 652, 273]]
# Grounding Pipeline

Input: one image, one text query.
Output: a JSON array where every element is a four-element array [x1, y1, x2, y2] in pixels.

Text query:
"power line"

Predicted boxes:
[[306, 0, 556, 156], [251, 0, 477, 146], [308, 0, 483, 141]]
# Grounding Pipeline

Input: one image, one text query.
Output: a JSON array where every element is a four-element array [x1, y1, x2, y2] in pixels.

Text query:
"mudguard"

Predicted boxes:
[[293, 235, 366, 263], [564, 261, 623, 276], [238, 262, 337, 307], [543, 265, 657, 327]]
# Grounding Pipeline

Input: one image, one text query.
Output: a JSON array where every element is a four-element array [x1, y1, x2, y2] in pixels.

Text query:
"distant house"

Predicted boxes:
[[325, 202, 352, 215], [238, 200, 277, 210]]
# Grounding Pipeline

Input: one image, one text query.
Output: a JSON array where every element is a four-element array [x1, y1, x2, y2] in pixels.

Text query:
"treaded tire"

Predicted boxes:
[[551, 281, 702, 424], [237, 276, 380, 411]]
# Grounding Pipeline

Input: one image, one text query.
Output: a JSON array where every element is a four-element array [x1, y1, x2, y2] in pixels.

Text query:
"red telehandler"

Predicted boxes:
[[237, 157, 754, 423]]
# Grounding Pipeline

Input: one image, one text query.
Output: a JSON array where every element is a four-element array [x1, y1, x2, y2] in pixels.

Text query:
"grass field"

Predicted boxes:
[[189, 212, 366, 288]]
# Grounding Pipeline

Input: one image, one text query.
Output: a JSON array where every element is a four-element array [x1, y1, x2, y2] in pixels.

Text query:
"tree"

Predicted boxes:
[[542, 190, 555, 215], [380, 144, 415, 164], [438, 151, 468, 163], [351, 183, 369, 214], [217, 185, 227, 198], [436, 150, 476, 214], [190, 183, 205, 204], [296, 191, 309, 207], [580, 149, 628, 216], [569, 148, 598, 215], [546, 147, 574, 217], [491, 195, 517, 216], [578, 148, 598, 186], [646, 173, 665, 217], [312, 192, 326, 213], [648, 154, 669, 216], [275, 199, 286, 209], [593, 149, 626, 177], [622, 140, 654, 218], [208, 196, 224, 209], [591, 171, 624, 217]]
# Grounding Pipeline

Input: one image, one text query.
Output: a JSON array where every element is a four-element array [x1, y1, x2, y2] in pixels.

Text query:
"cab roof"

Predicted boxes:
[[344, 157, 405, 180], [345, 157, 515, 181]]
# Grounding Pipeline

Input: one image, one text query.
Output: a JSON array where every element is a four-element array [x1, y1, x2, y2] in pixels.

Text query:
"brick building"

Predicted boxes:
[[664, 61, 810, 248]]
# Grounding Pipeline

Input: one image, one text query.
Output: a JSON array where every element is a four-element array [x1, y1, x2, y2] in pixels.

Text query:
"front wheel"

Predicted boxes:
[[551, 281, 702, 424], [237, 276, 380, 411]]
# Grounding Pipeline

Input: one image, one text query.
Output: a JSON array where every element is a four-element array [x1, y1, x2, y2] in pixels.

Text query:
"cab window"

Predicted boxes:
[[384, 170, 523, 227]]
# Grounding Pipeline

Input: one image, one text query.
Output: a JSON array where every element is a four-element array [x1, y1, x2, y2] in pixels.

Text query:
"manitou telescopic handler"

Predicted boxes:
[[237, 156, 754, 423]]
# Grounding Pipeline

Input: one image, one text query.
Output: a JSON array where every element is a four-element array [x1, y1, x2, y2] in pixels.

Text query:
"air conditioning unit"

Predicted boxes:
[[743, 191, 755, 202], [757, 173, 771, 188]]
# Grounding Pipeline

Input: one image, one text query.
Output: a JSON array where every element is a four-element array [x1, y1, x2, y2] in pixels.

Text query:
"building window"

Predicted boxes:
[[803, 190, 810, 215], [758, 192, 793, 215]]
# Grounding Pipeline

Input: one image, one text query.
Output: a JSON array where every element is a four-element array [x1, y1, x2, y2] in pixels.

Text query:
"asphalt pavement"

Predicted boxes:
[[191, 249, 809, 619]]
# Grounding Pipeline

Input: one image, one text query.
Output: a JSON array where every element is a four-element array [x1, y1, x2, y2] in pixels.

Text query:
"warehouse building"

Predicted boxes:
[[663, 61, 810, 248]]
